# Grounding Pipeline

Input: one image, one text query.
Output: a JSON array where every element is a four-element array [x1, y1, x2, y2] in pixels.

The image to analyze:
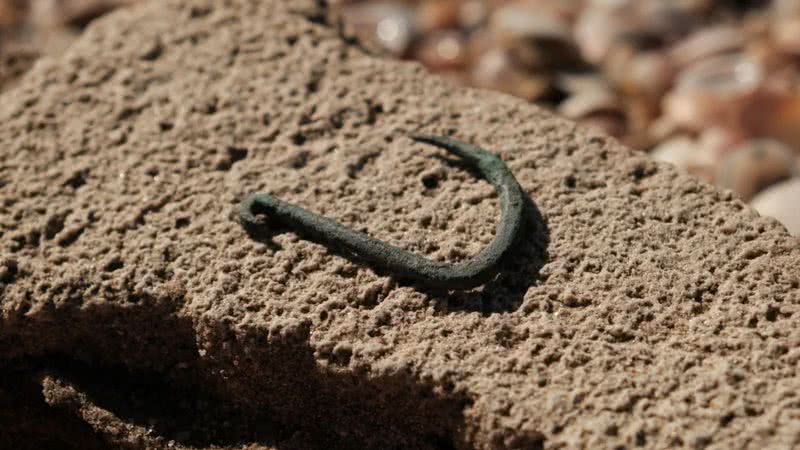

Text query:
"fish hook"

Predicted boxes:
[[239, 135, 525, 290]]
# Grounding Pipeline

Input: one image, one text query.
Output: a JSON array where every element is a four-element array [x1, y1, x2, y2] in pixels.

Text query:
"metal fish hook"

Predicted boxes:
[[239, 135, 525, 290]]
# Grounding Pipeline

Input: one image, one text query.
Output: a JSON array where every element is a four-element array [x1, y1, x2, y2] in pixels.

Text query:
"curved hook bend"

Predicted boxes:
[[239, 135, 525, 290]]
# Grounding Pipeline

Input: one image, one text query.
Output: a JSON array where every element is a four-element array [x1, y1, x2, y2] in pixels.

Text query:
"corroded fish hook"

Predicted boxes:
[[239, 135, 525, 290]]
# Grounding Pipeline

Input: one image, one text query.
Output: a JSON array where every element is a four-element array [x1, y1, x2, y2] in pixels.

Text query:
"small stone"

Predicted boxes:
[[669, 25, 746, 69], [416, 0, 460, 32], [0, 0, 27, 28], [664, 53, 763, 131], [341, 2, 417, 57], [555, 72, 612, 95], [750, 178, 800, 236], [415, 30, 468, 71], [651, 135, 704, 171], [489, 3, 571, 44], [772, 16, 800, 55], [374, 10, 416, 56], [615, 51, 675, 98], [558, 89, 620, 119], [747, 89, 800, 147], [574, 5, 628, 65], [471, 48, 552, 101], [30, 0, 133, 27], [697, 126, 743, 159], [578, 112, 627, 139], [675, 53, 763, 98], [636, 1, 696, 39], [773, 0, 800, 15], [489, 2, 579, 70], [717, 139, 797, 201], [674, 0, 715, 15], [458, 0, 488, 29]]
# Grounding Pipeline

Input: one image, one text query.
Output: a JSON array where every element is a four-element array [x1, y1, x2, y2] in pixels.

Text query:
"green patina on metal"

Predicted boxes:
[[239, 135, 525, 290]]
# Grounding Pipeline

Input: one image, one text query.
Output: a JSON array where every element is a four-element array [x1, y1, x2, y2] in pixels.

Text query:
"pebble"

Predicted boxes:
[[416, 0, 460, 32], [29, 0, 135, 27], [577, 112, 627, 139], [458, 0, 488, 29], [651, 135, 709, 174], [772, 17, 800, 55], [341, 2, 417, 57], [717, 139, 797, 201], [743, 91, 800, 150], [558, 88, 620, 120], [573, 5, 628, 65], [489, 3, 571, 44], [555, 73, 612, 95], [415, 30, 468, 71], [489, 3, 579, 71], [664, 53, 763, 131], [471, 48, 552, 101], [0, 0, 26, 28], [616, 50, 675, 98], [750, 178, 800, 236], [669, 25, 746, 69]]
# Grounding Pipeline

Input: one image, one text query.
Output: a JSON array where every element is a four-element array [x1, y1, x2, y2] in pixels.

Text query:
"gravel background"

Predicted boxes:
[[1, 0, 799, 449]]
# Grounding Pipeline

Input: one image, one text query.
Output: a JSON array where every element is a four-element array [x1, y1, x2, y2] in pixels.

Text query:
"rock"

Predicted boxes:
[[2, 1, 800, 450], [555, 72, 612, 95], [697, 126, 745, 160], [489, 2, 571, 44], [470, 47, 552, 100], [341, 2, 417, 57], [414, 30, 468, 71], [577, 111, 627, 138], [773, 0, 800, 15], [0, 0, 27, 28], [457, 0, 488, 29], [664, 53, 763, 131], [574, 4, 631, 65], [489, 2, 580, 70], [744, 91, 800, 151], [669, 25, 746, 68], [751, 178, 800, 235], [416, 0, 460, 32], [29, 0, 138, 27], [558, 88, 621, 119], [650, 135, 712, 175], [772, 16, 800, 55], [614, 50, 675, 98], [717, 139, 797, 201]]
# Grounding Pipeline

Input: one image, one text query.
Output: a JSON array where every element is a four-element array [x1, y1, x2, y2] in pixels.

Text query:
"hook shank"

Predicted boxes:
[[240, 135, 525, 290]]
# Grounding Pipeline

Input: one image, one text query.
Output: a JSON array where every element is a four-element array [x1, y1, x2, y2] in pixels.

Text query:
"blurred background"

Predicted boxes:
[[1, 0, 797, 235]]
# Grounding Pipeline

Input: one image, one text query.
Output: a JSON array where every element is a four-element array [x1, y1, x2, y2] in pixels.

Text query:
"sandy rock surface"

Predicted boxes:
[[1, 1, 799, 449]]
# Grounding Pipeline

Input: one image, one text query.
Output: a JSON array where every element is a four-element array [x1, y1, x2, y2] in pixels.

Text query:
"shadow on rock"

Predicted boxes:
[[427, 195, 549, 316], [22, 327, 472, 450], [0, 366, 111, 450], [241, 191, 549, 317], [36, 358, 295, 449]]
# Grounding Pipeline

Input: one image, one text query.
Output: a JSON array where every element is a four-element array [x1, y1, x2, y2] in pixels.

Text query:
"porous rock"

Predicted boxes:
[[1, 1, 799, 449]]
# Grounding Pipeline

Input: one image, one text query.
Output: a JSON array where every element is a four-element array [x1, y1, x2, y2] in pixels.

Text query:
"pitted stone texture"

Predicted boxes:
[[1, 0, 799, 449]]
